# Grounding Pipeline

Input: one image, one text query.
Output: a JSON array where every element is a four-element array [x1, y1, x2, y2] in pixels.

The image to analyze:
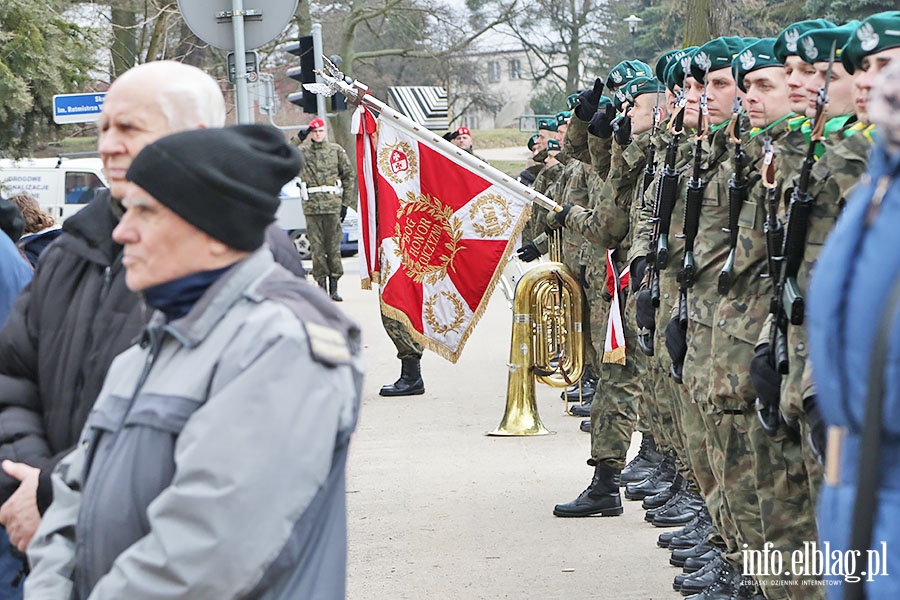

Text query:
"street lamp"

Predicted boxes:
[[625, 14, 642, 56]]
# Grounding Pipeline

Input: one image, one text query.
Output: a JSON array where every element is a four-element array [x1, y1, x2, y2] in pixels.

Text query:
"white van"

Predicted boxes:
[[0, 154, 107, 221]]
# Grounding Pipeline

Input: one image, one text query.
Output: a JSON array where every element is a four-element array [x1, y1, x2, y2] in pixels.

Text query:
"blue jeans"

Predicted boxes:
[[0, 528, 24, 600]]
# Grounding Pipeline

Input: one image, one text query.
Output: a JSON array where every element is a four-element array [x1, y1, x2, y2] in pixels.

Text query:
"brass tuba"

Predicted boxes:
[[489, 230, 584, 436]]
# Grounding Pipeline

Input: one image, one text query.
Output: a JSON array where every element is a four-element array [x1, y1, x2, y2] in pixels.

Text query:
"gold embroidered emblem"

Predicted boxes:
[[393, 192, 465, 285], [470, 193, 513, 238], [423, 291, 466, 335], [378, 141, 418, 184], [378, 245, 393, 283]]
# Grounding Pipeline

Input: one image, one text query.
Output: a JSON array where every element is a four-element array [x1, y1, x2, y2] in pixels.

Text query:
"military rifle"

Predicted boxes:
[[641, 87, 664, 204], [718, 96, 747, 295], [676, 76, 709, 330]]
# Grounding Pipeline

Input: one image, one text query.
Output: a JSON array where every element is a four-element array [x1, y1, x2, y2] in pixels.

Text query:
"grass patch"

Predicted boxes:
[[472, 129, 531, 149], [487, 160, 524, 178], [34, 136, 99, 158]]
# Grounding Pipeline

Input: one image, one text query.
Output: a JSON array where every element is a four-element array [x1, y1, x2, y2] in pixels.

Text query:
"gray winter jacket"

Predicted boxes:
[[25, 249, 363, 600]]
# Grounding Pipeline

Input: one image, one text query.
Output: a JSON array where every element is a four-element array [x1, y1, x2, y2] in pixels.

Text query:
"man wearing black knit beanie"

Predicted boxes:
[[26, 125, 364, 599]]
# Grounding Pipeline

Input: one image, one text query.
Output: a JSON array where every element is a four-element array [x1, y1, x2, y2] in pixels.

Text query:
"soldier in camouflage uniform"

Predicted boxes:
[[297, 117, 357, 301]]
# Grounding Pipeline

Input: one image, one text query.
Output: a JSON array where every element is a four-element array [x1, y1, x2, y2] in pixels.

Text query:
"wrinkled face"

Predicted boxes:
[[705, 70, 739, 125], [309, 126, 327, 142], [452, 133, 473, 150], [743, 67, 792, 128], [628, 93, 658, 135], [683, 76, 703, 130], [112, 184, 224, 291], [854, 47, 900, 124], [783, 56, 818, 115], [805, 61, 855, 118], [98, 83, 172, 200]]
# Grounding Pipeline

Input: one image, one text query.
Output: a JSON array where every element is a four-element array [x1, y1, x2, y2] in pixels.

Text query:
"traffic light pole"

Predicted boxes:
[[311, 24, 328, 132], [230, 0, 252, 124]]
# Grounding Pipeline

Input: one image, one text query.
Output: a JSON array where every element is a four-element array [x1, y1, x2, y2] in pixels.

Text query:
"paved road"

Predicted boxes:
[[328, 257, 682, 599]]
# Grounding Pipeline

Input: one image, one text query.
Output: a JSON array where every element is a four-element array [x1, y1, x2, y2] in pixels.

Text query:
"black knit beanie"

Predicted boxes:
[[126, 125, 303, 251]]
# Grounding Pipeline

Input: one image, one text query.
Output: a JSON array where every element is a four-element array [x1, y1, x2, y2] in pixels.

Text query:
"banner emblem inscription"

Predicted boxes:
[[394, 192, 465, 284]]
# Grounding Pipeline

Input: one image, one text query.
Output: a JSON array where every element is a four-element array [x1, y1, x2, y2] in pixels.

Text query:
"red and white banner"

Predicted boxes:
[[357, 112, 530, 362], [352, 106, 379, 289], [603, 249, 630, 365]]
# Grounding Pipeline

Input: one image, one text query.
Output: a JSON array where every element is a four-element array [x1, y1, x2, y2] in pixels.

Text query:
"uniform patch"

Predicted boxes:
[[304, 321, 351, 366]]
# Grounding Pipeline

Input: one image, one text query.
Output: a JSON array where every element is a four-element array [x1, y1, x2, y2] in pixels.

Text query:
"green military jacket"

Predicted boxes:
[[299, 140, 357, 215]]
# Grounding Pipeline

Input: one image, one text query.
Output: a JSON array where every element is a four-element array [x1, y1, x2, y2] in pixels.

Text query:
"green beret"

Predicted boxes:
[[655, 50, 681, 81], [538, 118, 558, 132], [666, 49, 697, 92], [734, 38, 781, 92], [691, 37, 754, 82], [841, 11, 900, 74], [566, 93, 580, 110], [598, 96, 613, 110], [773, 19, 836, 63], [556, 111, 572, 126], [613, 88, 628, 112], [527, 133, 540, 151], [547, 138, 561, 151], [606, 60, 653, 90], [796, 21, 859, 64], [624, 76, 666, 103]]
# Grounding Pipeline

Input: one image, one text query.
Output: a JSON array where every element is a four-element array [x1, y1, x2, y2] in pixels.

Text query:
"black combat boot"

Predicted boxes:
[[328, 277, 343, 301], [379, 358, 425, 396], [625, 455, 675, 500], [316, 278, 327, 292], [553, 464, 624, 517], [621, 435, 665, 484], [563, 377, 597, 403], [643, 473, 683, 509]]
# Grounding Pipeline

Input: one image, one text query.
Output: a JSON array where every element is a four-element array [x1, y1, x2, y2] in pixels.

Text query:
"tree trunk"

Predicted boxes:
[[111, 5, 138, 78]]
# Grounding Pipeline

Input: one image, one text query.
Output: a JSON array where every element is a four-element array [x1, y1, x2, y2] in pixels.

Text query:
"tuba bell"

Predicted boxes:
[[489, 229, 584, 436]]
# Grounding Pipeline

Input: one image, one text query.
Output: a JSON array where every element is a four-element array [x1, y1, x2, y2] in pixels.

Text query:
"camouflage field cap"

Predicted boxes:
[[773, 19, 836, 63], [690, 36, 754, 83], [796, 21, 859, 64], [546, 138, 562, 152], [606, 60, 653, 90], [841, 11, 900, 74], [556, 110, 572, 126], [733, 38, 781, 92], [665, 48, 697, 91], [538, 118, 558, 132], [624, 76, 666, 103]]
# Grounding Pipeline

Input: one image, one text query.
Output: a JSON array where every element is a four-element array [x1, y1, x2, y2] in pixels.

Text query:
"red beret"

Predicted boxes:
[[308, 118, 325, 130], [456, 126, 471, 136]]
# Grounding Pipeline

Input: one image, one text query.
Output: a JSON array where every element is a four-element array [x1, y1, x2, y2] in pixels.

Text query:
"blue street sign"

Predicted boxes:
[[53, 93, 106, 125]]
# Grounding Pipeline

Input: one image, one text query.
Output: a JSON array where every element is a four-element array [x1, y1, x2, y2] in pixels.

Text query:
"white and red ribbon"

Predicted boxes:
[[603, 249, 630, 365]]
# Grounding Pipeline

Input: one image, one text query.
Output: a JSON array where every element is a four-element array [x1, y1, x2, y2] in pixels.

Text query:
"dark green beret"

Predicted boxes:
[[796, 21, 859, 64], [606, 60, 653, 90], [613, 88, 628, 112], [655, 50, 681, 82], [666, 48, 697, 92], [841, 11, 900, 74], [773, 19, 836, 63], [624, 76, 666, 103], [691, 37, 754, 82], [547, 138, 561, 151], [598, 96, 613, 110], [566, 93, 580, 110], [556, 111, 572, 126], [538, 118, 558, 132], [527, 133, 540, 151], [733, 38, 781, 92]]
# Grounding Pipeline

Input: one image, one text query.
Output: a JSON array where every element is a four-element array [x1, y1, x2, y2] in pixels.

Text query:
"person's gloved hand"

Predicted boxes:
[[630, 256, 647, 292], [613, 114, 633, 147], [588, 103, 617, 139], [296, 126, 311, 143], [340, 205, 348, 222], [636, 289, 656, 333], [574, 78, 605, 121], [750, 343, 781, 414], [665, 318, 686, 383], [517, 242, 541, 262], [546, 204, 573, 230], [803, 396, 826, 464]]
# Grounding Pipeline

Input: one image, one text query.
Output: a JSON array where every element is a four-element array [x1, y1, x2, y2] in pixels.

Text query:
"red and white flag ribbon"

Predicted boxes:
[[352, 105, 379, 289], [603, 249, 630, 365]]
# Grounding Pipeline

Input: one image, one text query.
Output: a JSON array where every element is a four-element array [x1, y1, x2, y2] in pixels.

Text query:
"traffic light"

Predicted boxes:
[[286, 35, 317, 113]]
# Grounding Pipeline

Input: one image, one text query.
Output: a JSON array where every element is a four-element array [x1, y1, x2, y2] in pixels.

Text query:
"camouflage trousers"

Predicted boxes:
[[306, 213, 343, 283], [707, 331, 822, 599], [381, 313, 423, 360]]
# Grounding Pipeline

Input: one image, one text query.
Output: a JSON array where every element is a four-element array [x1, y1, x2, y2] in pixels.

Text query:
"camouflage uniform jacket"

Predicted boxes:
[[563, 114, 592, 164], [553, 158, 592, 274], [299, 140, 357, 214], [526, 160, 564, 250]]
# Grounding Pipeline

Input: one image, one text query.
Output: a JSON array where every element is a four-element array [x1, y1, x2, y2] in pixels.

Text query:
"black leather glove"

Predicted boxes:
[[546, 204, 573, 230], [340, 205, 348, 222], [630, 256, 647, 292], [804, 396, 826, 464], [296, 126, 310, 143], [636, 289, 655, 332], [613, 114, 633, 147], [517, 242, 541, 262], [588, 103, 616, 139], [665, 317, 686, 384], [750, 343, 781, 412], [574, 78, 605, 121], [517, 169, 536, 186]]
